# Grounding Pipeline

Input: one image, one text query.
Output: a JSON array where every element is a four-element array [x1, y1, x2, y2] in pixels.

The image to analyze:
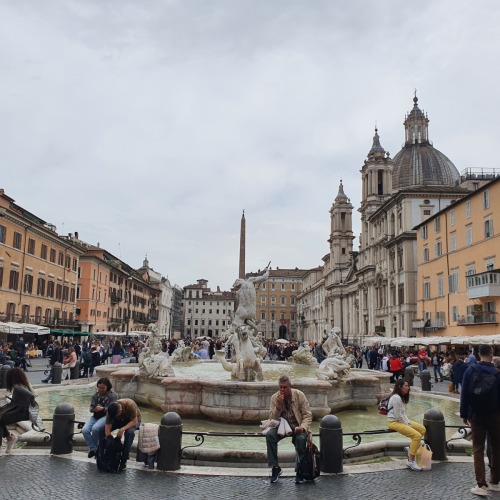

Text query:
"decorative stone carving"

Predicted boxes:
[[137, 323, 174, 378], [317, 354, 352, 381], [323, 327, 346, 357], [290, 341, 318, 365], [171, 340, 200, 363], [215, 324, 263, 381]]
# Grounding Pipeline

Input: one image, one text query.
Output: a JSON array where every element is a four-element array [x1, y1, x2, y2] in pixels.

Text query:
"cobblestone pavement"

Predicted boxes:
[[0, 455, 490, 500]]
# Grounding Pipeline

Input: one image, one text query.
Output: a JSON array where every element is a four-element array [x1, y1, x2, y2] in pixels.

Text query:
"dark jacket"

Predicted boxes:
[[369, 350, 379, 364], [89, 389, 118, 419], [92, 351, 101, 367], [50, 346, 63, 366], [11, 384, 36, 413], [14, 341, 25, 354], [452, 360, 468, 385], [460, 361, 500, 419]]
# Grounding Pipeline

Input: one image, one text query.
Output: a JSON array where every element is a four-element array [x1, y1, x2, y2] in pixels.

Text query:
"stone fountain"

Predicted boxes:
[[97, 268, 390, 423]]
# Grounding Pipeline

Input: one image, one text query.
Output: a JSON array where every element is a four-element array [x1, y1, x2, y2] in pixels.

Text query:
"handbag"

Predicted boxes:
[[418, 444, 432, 470], [29, 401, 45, 431]]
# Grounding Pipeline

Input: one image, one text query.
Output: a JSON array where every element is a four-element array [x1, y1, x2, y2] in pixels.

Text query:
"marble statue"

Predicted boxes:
[[232, 264, 270, 335], [171, 340, 200, 363], [291, 341, 318, 365], [317, 354, 352, 381], [139, 341, 174, 378], [323, 327, 346, 357], [215, 324, 263, 381]]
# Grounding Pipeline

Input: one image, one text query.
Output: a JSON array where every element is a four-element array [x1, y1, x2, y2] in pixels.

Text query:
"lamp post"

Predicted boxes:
[[271, 319, 275, 339], [126, 276, 133, 335], [340, 279, 344, 342]]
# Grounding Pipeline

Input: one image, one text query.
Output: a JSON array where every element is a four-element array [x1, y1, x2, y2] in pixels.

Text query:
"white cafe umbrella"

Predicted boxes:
[[275, 339, 289, 344]]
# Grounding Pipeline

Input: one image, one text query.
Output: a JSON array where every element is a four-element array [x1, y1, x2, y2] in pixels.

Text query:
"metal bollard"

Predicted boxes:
[[421, 369, 432, 391], [423, 408, 447, 461], [404, 366, 414, 386], [70, 361, 80, 380], [319, 414, 343, 473], [51, 363, 63, 384], [157, 412, 183, 471], [50, 403, 75, 455], [0, 364, 11, 389]]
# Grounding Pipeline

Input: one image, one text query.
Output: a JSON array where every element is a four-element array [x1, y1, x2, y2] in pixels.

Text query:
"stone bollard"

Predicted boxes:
[[50, 403, 75, 455], [51, 363, 63, 384], [319, 414, 343, 474], [421, 369, 432, 391], [157, 412, 183, 471], [423, 408, 447, 461], [404, 366, 414, 386], [0, 364, 11, 389], [70, 361, 80, 380]]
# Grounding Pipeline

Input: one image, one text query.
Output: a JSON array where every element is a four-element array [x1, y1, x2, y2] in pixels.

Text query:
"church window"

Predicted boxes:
[[378, 170, 383, 195], [411, 127, 415, 143], [341, 212, 346, 231], [342, 248, 346, 254], [418, 126, 422, 143]]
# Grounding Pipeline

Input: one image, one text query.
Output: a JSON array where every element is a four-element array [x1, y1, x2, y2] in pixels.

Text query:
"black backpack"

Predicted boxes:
[[468, 366, 500, 414], [82, 352, 93, 366], [96, 436, 123, 473], [298, 438, 321, 481]]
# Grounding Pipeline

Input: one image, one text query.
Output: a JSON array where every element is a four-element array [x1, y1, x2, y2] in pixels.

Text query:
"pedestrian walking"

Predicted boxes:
[[460, 344, 500, 497], [386, 379, 425, 471]]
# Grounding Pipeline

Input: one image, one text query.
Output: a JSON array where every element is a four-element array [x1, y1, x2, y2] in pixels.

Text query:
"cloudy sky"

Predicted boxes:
[[1, 1, 499, 290]]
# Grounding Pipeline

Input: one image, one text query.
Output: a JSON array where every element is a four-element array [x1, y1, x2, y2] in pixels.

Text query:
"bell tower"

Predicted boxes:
[[329, 181, 354, 283]]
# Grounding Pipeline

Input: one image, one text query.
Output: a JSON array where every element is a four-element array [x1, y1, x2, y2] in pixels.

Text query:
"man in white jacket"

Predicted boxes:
[[266, 375, 313, 484]]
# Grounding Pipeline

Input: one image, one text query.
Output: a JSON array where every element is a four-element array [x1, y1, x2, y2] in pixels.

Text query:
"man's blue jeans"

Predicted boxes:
[[82, 415, 106, 452], [99, 419, 141, 461], [419, 361, 426, 374]]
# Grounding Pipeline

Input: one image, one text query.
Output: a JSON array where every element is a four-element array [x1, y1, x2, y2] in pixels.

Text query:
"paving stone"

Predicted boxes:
[[0, 455, 484, 500]]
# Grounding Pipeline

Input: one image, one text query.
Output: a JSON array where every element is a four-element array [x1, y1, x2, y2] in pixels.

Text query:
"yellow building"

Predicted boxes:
[[0, 189, 86, 341], [414, 175, 500, 337], [248, 268, 306, 340]]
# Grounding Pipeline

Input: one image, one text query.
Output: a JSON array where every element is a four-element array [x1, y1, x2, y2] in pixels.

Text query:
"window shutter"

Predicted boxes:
[[448, 275, 454, 293], [466, 201, 471, 218], [453, 272, 459, 293], [450, 209, 455, 226]]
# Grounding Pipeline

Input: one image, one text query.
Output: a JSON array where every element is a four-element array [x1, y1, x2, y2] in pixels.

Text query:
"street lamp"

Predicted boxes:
[[126, 276, 133, 335], [340, 279, 344, 342], [271, 319, 275, 339]]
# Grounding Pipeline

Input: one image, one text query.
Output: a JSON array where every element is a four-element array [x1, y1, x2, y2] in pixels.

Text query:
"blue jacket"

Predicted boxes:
[[452, 360, 468, 385], [369, 350, 378, 363], [460, 361, 500, 419]]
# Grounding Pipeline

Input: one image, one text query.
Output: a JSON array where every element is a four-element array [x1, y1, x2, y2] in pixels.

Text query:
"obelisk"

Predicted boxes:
[[239, 210, 245, 279]]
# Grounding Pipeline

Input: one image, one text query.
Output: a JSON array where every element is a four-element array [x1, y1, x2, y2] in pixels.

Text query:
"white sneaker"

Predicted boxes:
[[490, 483, 500, 491], [405, 459, 422, 471], [470, 486, 488, 496], [6, 436, 18, 453]]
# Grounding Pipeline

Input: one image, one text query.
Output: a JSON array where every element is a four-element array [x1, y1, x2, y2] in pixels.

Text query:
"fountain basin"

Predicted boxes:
[[96, 362, 390, 423]]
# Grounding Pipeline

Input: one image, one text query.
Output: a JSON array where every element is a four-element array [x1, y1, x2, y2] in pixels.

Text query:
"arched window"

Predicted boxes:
[[411, 127, 415, 144], [418, 126, 422, 142], [261, 311, 266, 320]]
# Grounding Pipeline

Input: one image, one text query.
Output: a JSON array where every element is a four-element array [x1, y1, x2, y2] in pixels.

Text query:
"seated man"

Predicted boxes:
[[0, 346, 15, 367], [102, 399, 141, 471], [266, 375, 312, 484]]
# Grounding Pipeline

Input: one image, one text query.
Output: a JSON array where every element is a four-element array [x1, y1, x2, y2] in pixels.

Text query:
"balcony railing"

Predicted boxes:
[[110, 295, 122, 305], [466, 270, 500, 299], [108, 317, 122, 324], [457, 312, 498, 326], [460, 167, 500, 182], [412, 317, 446, 330]]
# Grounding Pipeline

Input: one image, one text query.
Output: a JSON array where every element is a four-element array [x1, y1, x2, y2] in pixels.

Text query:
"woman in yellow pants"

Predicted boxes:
[[386, 379, 426, 471]]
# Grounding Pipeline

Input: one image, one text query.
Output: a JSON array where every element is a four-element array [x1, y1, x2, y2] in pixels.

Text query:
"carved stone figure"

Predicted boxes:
[[215, 324, 263, 381], [323, 327, 346, 357], [317, 354, 351, 381], [232, 264, 270, 335], [291, 341, 318, 365], [139, 342, 174, 378], [171, 343, 200, 363]]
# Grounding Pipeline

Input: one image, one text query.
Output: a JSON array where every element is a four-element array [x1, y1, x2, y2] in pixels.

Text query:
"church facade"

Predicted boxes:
[[298, 96, 470, 344]]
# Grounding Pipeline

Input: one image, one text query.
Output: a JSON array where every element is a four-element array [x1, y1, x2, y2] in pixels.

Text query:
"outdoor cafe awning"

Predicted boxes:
[[0, 322, 50, 335], [364, 334, 500, 347]]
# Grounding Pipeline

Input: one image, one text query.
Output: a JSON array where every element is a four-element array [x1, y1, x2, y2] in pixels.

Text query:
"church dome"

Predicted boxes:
[[392, 95, 460, 190]]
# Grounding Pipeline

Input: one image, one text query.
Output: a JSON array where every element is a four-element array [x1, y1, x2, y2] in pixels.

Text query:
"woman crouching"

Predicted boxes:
[[386, 379, 426, 471]]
